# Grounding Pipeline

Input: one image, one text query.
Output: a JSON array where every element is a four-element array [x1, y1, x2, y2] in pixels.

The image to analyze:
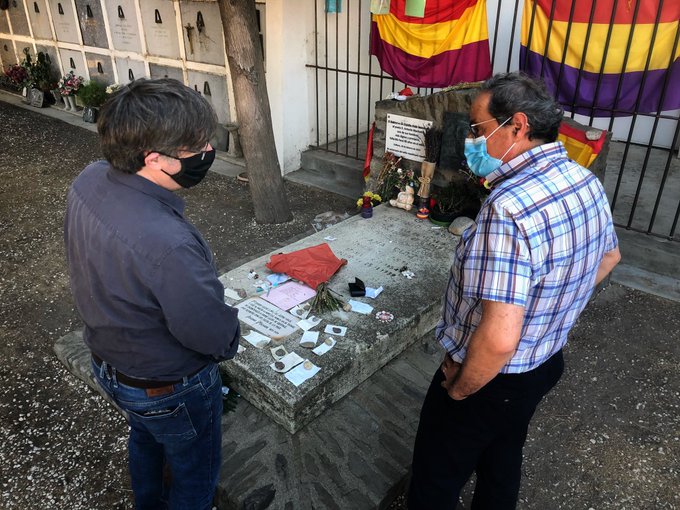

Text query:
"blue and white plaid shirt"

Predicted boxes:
[[437, 142, 618, 373]]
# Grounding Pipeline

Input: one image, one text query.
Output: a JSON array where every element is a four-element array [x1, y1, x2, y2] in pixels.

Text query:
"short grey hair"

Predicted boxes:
[[97, 78, 218, 174], [480, 72, 564, 143]]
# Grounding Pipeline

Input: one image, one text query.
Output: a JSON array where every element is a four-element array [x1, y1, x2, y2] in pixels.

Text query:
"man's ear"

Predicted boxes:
[[511, 113, 530, 138], [143, 151, 162, 169]]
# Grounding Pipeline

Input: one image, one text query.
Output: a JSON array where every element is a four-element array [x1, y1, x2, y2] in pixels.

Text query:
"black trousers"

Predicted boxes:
[[408, 350, 564, 510]]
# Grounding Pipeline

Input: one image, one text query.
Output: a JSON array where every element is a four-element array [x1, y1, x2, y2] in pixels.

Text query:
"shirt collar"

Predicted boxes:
[[107, 165, 186, 216], [484, 142, 567, 188]]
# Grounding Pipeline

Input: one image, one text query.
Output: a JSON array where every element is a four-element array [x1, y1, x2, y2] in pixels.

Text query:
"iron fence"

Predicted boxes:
[[307, 0, 680, 240]]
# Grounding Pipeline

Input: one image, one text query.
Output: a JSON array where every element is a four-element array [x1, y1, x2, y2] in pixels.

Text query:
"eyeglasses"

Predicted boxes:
[[153, 143, 212, 160], [468, 118, 508, 138]]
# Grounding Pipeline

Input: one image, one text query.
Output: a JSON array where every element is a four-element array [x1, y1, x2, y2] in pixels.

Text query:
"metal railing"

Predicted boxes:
[[308, 0, 679, 240]]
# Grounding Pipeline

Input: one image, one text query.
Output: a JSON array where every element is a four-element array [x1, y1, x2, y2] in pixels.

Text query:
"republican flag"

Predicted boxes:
[[370, 0, 493, 88], [520, 0, 680, 116]]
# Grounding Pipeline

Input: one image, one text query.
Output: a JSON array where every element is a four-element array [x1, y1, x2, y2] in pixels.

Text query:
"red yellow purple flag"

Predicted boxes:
[[370, 0, 493, 88], [520, 0, 680, 115]]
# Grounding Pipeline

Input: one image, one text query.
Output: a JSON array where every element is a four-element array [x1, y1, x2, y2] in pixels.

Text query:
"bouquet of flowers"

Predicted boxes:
[[2, 64, 29, 90], [106, 83, 122, 95], [57, 71, 84, 96], [356, 191, 382, 208]]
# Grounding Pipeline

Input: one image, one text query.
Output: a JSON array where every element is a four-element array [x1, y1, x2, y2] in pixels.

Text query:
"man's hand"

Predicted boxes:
[[440, 353, 462, 398]]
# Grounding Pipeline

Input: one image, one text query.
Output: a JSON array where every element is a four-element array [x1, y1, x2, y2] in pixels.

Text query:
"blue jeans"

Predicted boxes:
[[93, 359, 223, 510]]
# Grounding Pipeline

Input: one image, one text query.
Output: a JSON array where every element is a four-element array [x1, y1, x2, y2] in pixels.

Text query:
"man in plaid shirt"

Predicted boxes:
[[408, 73, 621, 509]]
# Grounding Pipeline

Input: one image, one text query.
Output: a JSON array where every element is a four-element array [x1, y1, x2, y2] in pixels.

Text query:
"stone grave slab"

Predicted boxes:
[[58, 48, 86, 77], [179, 1, 225, 66], [218, 206, 455, 432], [0, 10, 10, 34], [0, 40, 17, 66], [86, 52, 113, 85], [74, 0, 107, 48], [105, 0, 142, 53], [149, 63, 183, 82], [27, 0, 53, 40], [140, 0, 181, 59], [115, 57, 147, 84], [48, 0, 80, 44], [187, 70, 230, 124], [8, 0, 31, 36]]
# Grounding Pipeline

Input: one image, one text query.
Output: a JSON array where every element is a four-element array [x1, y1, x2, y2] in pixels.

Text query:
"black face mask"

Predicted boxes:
[[160, 149, 216, 188]]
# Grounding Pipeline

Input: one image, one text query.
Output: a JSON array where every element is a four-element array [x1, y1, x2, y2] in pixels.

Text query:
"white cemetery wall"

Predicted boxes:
[[58, 48, 86, 78], [85, 52, 114, 84], [115, 57, 147, 84], [187, 70, 229, 124]]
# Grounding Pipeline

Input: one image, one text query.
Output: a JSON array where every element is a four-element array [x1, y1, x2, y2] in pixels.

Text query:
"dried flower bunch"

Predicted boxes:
[[375, 152, 415, 200], [57, 71, 84, 96]]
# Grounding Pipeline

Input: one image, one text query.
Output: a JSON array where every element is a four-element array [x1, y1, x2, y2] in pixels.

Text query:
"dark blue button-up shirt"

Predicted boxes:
[[64, 161, 240, 379]]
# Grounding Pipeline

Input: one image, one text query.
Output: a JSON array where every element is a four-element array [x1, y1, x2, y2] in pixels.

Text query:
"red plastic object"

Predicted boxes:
[[265, 243, 347, 290]]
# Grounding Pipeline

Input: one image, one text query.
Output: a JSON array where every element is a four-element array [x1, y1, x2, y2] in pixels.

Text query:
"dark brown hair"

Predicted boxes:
[[97, 78, 218, 174]]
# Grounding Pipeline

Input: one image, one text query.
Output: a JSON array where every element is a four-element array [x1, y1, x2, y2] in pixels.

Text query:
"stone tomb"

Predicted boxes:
[[219, 206, 454, 433]]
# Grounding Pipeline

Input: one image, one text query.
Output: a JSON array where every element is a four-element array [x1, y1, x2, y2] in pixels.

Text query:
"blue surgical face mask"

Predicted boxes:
[[464, 117, 515, 178]]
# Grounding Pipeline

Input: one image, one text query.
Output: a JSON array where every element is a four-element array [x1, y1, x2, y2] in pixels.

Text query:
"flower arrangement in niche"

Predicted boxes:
[[2, 64, 29, 90], [57, 71, 84, 96]]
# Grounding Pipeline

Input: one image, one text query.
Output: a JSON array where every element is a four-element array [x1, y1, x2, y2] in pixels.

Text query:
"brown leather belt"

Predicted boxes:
[[91, 353, 196, 389]]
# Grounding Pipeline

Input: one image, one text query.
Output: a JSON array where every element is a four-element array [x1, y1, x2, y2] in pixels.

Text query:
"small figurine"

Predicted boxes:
[[390, 185, 415, 211]]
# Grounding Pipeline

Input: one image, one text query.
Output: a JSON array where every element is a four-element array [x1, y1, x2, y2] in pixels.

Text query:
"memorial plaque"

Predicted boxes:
[[29, 87, 45, 107], [179, 1, 225, 66], [115, 57, 146, 84], [28, 0, 54, 40], [86, 52, 113, 85], [75, 0, 107, 48], [36, 44, 59, 79], [187, 70, 230, 124], [104, 0, 142, 53], [7, 0, 31, 36], [140, 0, 180, 59], [59, 48, 86, 77], [48, 0, 81, 44], [235, 298, 299, 339], [0, 40, 17, 67], [385, 114, 433, 162], [149, 63, 183, 82]]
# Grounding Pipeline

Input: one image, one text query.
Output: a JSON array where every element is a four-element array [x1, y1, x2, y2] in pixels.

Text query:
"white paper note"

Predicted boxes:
[[242, 331, 271, 348], [270, 352, 304, 373], [348, 300, 373, 315], [324, 324, 346, 336], [312, 337, 336, 356], [284, 360, 320, 386], [300, 330, 319, 348]]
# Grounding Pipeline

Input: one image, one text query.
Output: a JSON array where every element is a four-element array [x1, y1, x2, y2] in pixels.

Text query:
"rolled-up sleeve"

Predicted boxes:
[[153, 242, 240, 361]]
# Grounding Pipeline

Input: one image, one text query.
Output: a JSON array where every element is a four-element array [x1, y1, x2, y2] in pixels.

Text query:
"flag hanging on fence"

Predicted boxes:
[[369, 0, 493, 88], [520, 0, 680, 116]]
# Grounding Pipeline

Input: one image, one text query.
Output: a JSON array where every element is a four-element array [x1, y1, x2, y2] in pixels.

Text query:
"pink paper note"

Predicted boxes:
[[261, 281, 316, 311]]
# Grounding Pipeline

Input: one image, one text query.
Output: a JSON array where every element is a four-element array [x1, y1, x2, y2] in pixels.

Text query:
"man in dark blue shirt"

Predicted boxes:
[[64, 78, 240, 509]]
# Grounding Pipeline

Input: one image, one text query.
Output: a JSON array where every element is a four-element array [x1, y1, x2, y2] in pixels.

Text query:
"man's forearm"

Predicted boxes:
[[447, 300, 524, 400], [449, 332, 515, 399], [595, 246, 621, 285]]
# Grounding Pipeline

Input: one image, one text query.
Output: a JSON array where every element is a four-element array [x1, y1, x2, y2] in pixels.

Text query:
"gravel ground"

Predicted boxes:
[[1, 99, 679, 509]]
